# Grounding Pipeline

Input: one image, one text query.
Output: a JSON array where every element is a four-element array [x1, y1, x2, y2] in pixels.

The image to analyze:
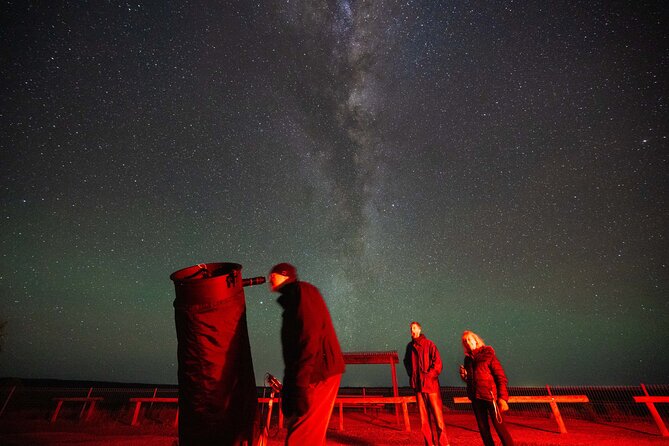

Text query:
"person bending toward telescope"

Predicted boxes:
[[268, 263, 345, 446], [459, 330, 514, 446], [404, 321, 450, 446]]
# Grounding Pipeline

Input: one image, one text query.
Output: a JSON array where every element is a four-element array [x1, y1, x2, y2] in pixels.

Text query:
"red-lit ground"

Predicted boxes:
[[0, 410, 667, 445]]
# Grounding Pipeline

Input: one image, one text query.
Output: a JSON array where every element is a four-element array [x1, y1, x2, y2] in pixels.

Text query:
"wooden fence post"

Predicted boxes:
[[641, 383, 669, 437], [79, 387, 93, 420], [0, 386, 16, 418]]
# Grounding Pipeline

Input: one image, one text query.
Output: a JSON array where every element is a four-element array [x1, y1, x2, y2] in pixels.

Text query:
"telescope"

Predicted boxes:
[[176, 263, 266, 286], [170, 262, 263, 446]]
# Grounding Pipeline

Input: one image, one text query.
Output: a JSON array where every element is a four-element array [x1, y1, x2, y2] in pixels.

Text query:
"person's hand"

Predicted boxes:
[[498, 398, 509, 412], [459, 365, 467, 380]]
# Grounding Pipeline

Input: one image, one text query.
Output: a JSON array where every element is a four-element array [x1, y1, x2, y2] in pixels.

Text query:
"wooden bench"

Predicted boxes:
[[454, 395, 589, 434], [335, 396, 416, 432], [257, 395, 416, 432], [129, 397, 179, 426], [129, 397, 282, 428], [633, 396, 669, 436], [50, 397, 103, 423], [343, 352, 402, 425]]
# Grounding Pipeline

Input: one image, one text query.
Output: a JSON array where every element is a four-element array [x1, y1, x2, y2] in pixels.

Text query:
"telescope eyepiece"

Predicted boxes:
[[242, 276, 266, 287]]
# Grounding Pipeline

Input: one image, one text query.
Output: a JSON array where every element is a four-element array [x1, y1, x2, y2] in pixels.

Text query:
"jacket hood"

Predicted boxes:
[[468, 345, 495, 358]]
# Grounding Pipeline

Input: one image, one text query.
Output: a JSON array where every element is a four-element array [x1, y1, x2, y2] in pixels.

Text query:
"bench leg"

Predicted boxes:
[[402, 402, 411, 432], [174, 407, 179, 428], [645, 403, 669, 437], [50, 400, 64, 423], [339, 402, 344, 431], [395, 401, 400, 427], [131, 401, 142, 426], [79, 401, 88, 420], [549, 401, 567, 434], [85, 401, 96, 421]]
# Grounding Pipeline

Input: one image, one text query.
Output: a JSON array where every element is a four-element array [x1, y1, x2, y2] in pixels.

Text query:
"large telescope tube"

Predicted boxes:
[[170, 262, 262, 446]]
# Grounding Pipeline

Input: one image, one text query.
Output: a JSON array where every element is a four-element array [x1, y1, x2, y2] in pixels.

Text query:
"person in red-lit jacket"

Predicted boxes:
[[269, 263, 345, 446], [403, 321, 450, 446], [459, 330, 514, 446]]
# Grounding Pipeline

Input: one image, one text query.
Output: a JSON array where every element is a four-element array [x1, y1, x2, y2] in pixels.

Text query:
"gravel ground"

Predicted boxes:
[[1, 410, 667, 445]]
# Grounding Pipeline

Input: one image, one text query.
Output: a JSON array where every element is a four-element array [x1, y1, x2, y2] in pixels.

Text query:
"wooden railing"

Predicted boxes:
[[51, 397, 103, 423], [453, 394, 589, 434], [334, 396, 416, 431], [129, 397, 179, 426], [50, 386, 102, 423], [633, 383, 669, 437]]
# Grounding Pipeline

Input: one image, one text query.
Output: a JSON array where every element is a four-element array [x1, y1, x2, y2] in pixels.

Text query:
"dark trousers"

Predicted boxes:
[[472, 398, 514, 446], [284, 374, 341, 446], [416, 391, 450, 446]]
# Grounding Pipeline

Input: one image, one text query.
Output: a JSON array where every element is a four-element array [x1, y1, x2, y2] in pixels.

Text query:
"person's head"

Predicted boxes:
[[462, 330, 485, 354], [268, 262, 298, 292], [410, 321, 422, 339]]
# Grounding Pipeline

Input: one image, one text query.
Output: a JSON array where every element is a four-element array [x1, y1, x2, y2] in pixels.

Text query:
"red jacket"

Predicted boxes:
[[462, 346, 509, 402], [403, 334, 443, 393], [278, 281, 345, 389]]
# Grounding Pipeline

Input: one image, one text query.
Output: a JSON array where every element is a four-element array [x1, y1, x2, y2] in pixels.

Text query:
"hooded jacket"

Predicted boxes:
[[463, 345, 509, 402], [403, 334, 443, 393], [277, 281, 345, 389]]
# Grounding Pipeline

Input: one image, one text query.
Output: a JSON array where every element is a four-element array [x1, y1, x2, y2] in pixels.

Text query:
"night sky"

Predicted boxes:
[[1, 1, 667, 388]]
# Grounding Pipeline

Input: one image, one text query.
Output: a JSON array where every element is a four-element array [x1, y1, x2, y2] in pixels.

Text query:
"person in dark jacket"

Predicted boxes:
[[404, 321, 450, 446], [459, 330, 514, 446], [269, 262, 345, 446]]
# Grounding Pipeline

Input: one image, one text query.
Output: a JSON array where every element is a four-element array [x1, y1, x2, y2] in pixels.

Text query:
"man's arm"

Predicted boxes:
[[292, 283, 324, 388], [430, 341, 443, 376], [403, 344, 412, 377], [490, 351, 509, 401]]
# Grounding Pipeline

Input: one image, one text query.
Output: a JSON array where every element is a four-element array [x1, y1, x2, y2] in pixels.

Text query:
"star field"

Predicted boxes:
[[0, 1, 667, 386]]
